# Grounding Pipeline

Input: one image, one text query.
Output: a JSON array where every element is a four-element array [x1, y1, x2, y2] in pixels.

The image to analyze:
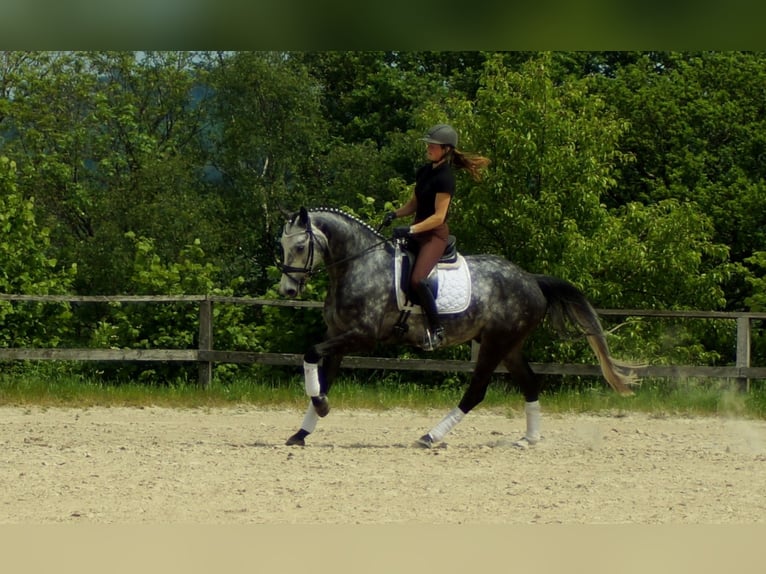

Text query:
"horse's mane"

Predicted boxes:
[[308, 207, 385, 239]]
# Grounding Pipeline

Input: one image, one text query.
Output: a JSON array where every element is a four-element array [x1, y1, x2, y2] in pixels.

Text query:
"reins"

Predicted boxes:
[[322, 237, 390, 270]]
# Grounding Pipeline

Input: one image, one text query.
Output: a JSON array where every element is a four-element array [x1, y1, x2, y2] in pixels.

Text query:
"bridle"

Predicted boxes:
[[276, 224, 318, 290]]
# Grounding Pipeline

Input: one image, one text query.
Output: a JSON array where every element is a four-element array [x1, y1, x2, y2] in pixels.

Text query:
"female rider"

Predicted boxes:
[[385, 124, 490, 350]]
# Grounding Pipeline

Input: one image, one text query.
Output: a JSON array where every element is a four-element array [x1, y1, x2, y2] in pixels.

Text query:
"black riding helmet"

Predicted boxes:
[[421, 124, 458, 148]]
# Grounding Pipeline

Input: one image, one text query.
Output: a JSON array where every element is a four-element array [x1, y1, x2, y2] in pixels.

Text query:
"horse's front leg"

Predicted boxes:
[[285, 353, 342, 446], [285, 331, 372, 446]]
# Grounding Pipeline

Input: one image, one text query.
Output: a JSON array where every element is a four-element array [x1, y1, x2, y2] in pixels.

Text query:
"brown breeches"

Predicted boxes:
[[410, 223, 449, 290]]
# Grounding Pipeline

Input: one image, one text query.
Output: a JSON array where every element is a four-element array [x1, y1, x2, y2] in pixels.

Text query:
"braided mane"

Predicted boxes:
[[309, 206, 385, 238]]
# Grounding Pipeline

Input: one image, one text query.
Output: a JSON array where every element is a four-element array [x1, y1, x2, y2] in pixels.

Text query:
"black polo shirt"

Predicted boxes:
[[414, 161, 455, 223]]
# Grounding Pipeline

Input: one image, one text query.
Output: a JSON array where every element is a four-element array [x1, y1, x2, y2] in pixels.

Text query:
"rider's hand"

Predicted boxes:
[[382, 211, 397, 227], [392, 226, 411, 239]]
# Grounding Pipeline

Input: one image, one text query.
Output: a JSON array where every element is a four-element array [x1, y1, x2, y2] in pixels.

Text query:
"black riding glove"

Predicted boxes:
[[392, 226, 411, 239], [382, 211, 397, 227]]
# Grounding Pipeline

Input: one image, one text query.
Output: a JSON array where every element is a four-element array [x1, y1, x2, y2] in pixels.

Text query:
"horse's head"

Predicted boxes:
[[278, 207, 325, 297]]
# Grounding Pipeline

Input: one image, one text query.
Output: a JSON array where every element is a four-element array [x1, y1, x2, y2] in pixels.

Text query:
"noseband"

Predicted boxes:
[[277, 225, 317, 288]]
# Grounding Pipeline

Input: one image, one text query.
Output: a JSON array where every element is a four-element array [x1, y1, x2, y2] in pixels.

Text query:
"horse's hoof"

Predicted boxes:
[[286, 430, 308, 446], [414, 434, 434, 448], [512, 435, 540, 449], [311, 394, 330, 417]]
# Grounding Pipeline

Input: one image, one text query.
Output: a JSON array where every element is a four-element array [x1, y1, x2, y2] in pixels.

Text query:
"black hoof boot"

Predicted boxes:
[[414, 433, 434, 448], [311, 394, 330, 417], [286, 429, 309, 446]]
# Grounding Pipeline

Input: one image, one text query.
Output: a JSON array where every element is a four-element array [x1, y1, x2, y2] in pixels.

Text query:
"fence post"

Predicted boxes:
[[198, 297, 213, 388], [735, 315, 751, 392]]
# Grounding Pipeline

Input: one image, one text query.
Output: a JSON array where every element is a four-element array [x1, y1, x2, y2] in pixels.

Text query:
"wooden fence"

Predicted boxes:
[[1, 294, 766, 389]]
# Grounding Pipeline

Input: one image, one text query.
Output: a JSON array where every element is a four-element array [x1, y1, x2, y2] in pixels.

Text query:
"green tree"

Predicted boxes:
[[294, 51, 433, 146], [593, 51, 766, 309], [745, 252, 766, 312], [89, 233, 261, 381], [565, 200, 731, 310], [1, 51, 218, 295], [436, 53, 630, 276], [0, 156, 76, 346], [203, 51, 333, 294]]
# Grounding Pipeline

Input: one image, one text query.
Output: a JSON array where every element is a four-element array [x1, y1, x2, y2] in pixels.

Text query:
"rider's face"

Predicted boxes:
[[426, 143, 445, 163]]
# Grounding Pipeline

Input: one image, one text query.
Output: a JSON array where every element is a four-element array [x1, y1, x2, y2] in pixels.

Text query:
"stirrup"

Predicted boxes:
[[422, 327, 445, 351]]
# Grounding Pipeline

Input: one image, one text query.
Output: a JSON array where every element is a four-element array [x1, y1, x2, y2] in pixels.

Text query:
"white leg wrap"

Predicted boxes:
[[525, 400, 541, 443], [428, 407, 465, 443], [300, 402, 319, 434], [303, 361, 320, 397]]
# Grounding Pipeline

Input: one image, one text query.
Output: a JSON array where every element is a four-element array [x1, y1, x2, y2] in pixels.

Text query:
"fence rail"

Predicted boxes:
[[1, 294, 765, 388]]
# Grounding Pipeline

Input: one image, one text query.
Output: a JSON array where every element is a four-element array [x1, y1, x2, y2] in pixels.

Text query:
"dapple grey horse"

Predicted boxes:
[[278, 207, 634, 448]]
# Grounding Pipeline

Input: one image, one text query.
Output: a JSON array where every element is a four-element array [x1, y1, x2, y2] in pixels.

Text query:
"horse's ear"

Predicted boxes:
[[299, 207, 309, 228]]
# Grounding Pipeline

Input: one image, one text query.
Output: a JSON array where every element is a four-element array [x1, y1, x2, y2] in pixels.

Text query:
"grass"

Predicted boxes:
[[0, 366, 764, 419]]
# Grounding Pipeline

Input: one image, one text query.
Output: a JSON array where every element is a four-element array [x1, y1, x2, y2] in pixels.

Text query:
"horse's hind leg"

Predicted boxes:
[[416, 337, 507, 448], [503, 349, 542, 447]]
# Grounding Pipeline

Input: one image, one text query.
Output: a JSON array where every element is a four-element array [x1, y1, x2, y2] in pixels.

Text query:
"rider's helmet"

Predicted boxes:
[[421, 124, 458, 148]]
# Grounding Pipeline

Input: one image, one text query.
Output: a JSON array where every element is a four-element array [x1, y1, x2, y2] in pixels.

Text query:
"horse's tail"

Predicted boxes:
[[535, 274, 636, 396]]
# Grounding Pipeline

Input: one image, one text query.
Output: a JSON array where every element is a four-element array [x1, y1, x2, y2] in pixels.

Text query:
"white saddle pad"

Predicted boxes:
[[394, 247, 472, 315]]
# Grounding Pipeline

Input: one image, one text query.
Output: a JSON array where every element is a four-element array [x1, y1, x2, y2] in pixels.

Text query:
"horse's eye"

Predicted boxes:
[[295, 245, 305, 254]]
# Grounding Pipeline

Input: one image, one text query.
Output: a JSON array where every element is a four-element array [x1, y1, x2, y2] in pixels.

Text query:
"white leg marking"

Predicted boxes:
[[514, 400, 541, 448], [303, 360, 320, 397], [300, 401, 319, 433], [428, 407, 465, 443]]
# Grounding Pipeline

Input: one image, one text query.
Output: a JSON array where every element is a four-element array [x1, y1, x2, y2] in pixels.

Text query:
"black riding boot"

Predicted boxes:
[[415, 281, 445, 351]]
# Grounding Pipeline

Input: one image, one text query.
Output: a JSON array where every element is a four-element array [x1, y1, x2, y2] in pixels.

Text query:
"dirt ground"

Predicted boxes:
[[1, 405, 765, 524]]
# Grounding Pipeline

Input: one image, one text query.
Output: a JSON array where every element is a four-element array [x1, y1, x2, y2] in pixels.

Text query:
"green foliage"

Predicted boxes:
[[254, 282, 327, 355], [744, 252, 766, 366], [0, 156, 76, 347], [565, 200, 731, 309], [1, 52, 222, 295], [312, 140, 403, 209], [88, 233, 261, 381], [293, 52, 438, 146], [593, 52, 766, 309], [203, 51, 330, 294], [744, 252, 766, 312], [431, 54, 631, 275]]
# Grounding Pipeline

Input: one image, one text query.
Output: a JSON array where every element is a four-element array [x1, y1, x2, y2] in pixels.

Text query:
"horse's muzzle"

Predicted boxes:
[[278, 274, 302, 298], [279, 285, 297, 298]]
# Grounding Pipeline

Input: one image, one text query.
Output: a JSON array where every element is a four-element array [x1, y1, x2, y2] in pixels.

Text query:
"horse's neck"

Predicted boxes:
[[313, 213, 380, 264]]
